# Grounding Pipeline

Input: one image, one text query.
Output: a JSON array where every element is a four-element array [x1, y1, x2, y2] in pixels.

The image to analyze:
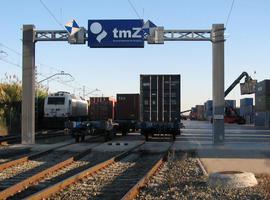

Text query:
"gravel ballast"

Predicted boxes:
[[136, 151, 270, 200]]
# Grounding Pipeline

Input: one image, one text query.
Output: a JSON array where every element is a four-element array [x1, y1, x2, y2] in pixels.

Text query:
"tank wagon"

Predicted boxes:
[[115, 93, 140, 135], [43, 91, 88, 129], [140, 74, 181, 141]]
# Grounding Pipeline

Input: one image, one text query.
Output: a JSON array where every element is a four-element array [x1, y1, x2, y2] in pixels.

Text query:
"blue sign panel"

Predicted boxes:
[[88, 19, 144, 48]]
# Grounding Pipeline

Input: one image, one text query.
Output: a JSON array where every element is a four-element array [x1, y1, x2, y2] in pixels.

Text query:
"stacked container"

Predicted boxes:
[[190, 107, 197, 120], [196, 105, 205, 120], [204, 100, 213, 121], [255, 80, 270, 128], [225, 100, 236, 108], [240, 98, 254, 124], [89, 97, 115, 120]]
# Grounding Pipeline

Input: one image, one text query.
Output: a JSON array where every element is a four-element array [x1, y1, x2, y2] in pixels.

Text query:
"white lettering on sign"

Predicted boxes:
[[112, 28, 141, 38]]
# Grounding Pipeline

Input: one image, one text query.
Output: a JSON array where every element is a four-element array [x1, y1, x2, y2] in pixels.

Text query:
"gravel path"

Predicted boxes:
[[136, 151, 270, 200]]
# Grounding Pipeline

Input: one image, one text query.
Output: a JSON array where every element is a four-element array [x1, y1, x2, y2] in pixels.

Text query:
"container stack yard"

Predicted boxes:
[[255, 80, 270, 128]]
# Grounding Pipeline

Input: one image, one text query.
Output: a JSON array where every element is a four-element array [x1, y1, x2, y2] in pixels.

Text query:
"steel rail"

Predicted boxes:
[[121, 150, 170, 200], [0, 130, 68, 145], [0, 143, 70, 171], [0, 134, 101, 171], [0, 148, 93, 199], [24, 142, 145, 200]]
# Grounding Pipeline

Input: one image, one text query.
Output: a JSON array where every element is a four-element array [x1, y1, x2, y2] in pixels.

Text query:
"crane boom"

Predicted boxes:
[[224, 71, 252, 97]]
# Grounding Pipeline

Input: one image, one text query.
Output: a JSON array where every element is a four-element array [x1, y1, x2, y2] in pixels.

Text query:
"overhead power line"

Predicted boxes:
[[225, 0, 236, 28], [0, 43, 21, 56], [127, 0, 141, 19], [0, 57, 21, 68], [39, 0, 64, 29]]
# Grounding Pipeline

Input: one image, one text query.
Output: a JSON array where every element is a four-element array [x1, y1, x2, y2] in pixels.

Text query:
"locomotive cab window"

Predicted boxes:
[[47, 97, 65, 105]]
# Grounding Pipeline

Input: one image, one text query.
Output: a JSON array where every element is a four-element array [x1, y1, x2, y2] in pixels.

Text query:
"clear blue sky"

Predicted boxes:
[[0, 0, 269, 110]]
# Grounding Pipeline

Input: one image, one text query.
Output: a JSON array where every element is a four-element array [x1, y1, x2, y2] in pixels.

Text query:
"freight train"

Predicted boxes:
[[43, 78, 182, 142]]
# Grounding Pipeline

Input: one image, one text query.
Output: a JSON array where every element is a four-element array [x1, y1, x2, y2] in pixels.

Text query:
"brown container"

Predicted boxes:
[[89, 97, 115, 120], [196, 105, 205, 120], [115, 94, 140, 120]]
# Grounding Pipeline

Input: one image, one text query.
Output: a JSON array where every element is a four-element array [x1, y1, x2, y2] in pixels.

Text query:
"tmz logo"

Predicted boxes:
[[112, 28, 142, 39]]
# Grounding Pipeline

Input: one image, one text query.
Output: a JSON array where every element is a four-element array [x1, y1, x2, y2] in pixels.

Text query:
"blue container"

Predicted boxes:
[[240, 98, 253, 107], [191, 107, 197, 112], [204, 100, 213, 117], [225, 100, 236, 108], [255, 111, 270, 127], [244, 115, 254, 124], [240, 105, 253, 116]]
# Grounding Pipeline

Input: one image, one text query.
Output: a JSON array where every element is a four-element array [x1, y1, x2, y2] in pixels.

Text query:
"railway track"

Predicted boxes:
[[0, 135, 106, 199], [23, 143, 172, 200], [0, 130, 68, 145], [0, 139, 144, 199]]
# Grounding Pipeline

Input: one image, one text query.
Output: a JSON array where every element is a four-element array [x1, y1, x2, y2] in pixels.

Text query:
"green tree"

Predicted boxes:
[[0, 74, 48, 135]]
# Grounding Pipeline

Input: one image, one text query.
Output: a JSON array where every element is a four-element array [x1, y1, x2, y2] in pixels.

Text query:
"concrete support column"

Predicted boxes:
[[22, 25, 35, 144], [212, 24, 225, 144]]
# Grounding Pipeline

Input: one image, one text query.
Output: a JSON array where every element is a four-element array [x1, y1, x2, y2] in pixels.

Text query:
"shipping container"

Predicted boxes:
[[255, 80, 270, 96], [140, 74, 181, 122], [89, 97, 115, 120], [196, 105, 205, 120], [204, 100, 213, 118], [244, 115, 254, 124], [140, 74, 181, 140], [225, 100, 236, 108], [240, 105, 253, 116], [115, 94, 140, 120], [255, 111, 270, 128], [255, 96, 270, 111], [240, 98, 253, 107]]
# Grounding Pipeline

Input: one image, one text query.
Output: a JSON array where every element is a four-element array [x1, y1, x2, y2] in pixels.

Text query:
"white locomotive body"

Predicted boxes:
[[44, 91, 88, 119]]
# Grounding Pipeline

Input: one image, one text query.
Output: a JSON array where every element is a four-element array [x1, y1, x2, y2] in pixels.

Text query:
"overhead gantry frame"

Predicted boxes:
[[22, 24, 224, 144]]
